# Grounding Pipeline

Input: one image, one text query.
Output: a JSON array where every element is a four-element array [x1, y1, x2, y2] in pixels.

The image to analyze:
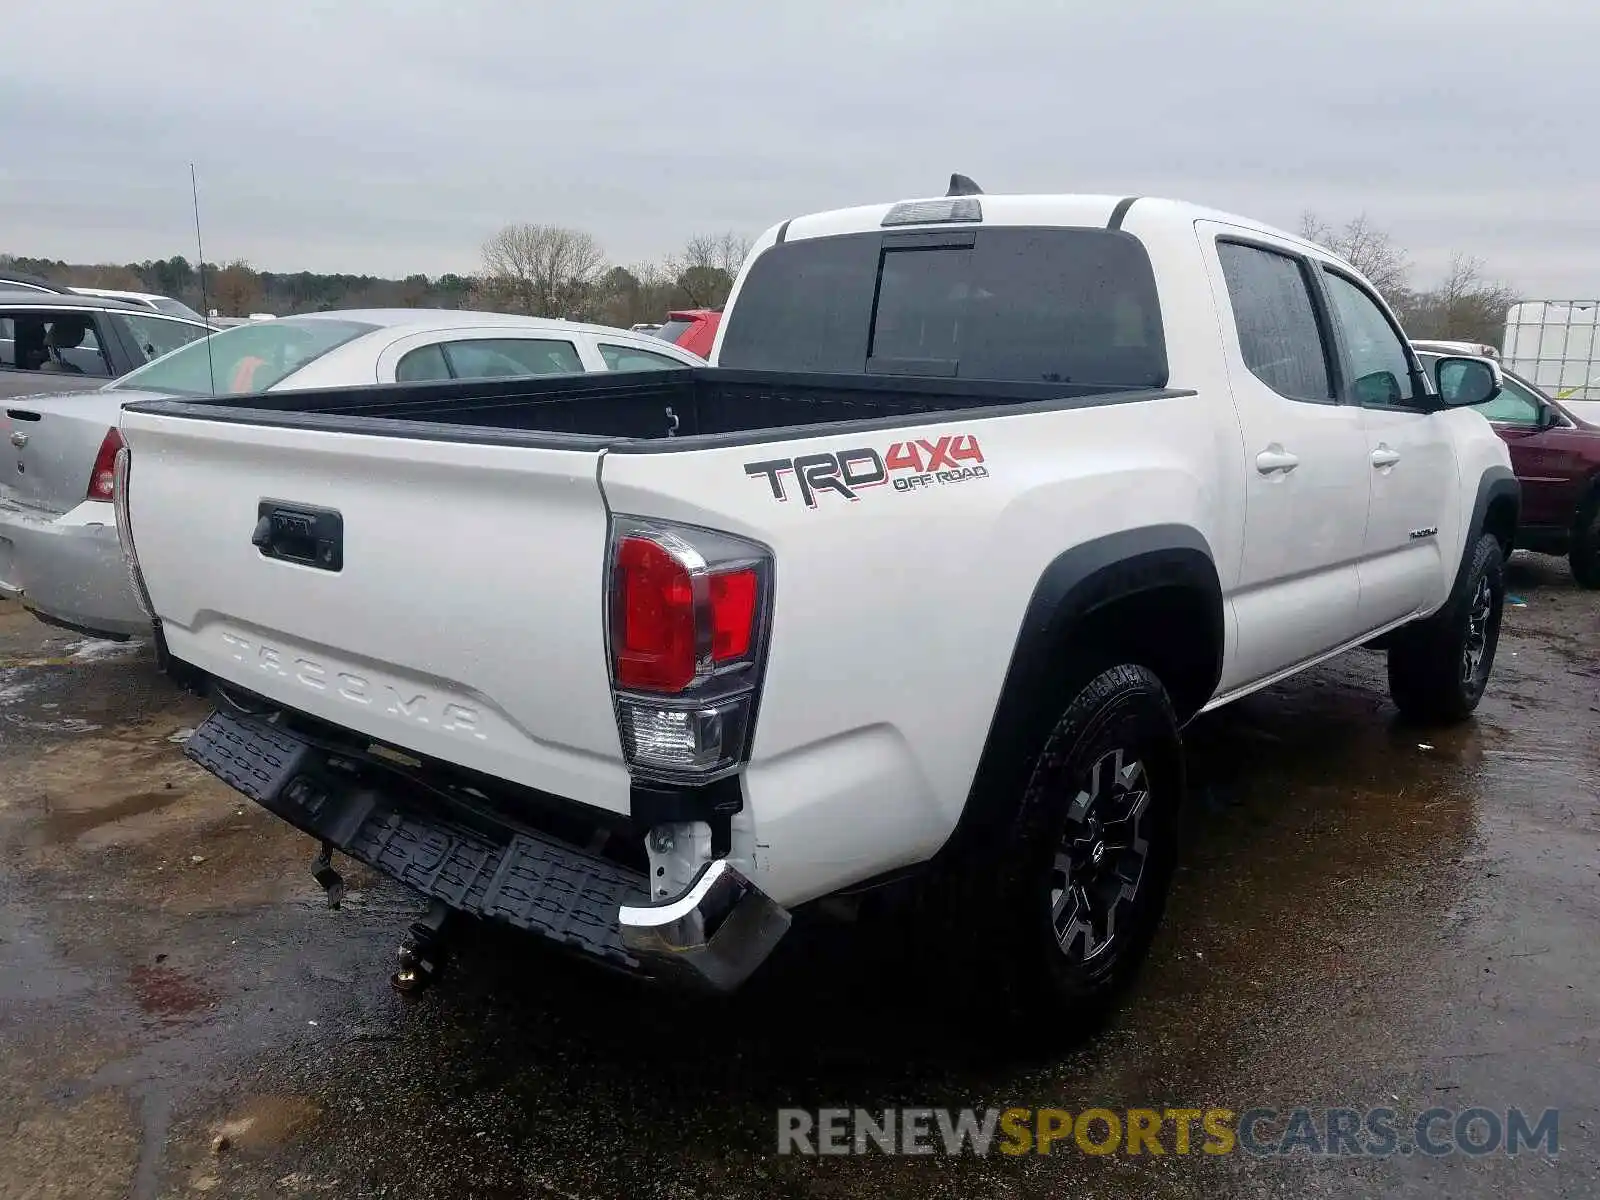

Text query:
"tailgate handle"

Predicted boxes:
[[253, 501, 343, 572]]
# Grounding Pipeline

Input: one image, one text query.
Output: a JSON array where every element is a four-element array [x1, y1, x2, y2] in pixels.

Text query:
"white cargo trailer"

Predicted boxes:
[[1502, 300, 1600, 422]]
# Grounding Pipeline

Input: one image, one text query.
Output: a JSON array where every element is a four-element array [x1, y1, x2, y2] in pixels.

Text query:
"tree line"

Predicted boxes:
[[5, 214, 1514, 345], [0, 226, 753, 326]]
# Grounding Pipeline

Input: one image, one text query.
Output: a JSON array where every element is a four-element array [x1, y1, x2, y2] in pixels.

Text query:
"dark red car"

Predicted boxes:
[[1424, 351, 1600, 587], [654, 309, 721, 360]]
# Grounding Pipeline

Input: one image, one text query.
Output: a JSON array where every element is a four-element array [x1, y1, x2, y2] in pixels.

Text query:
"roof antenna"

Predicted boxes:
[[946, 173, 984, 197], [190, 163, 217, 396]]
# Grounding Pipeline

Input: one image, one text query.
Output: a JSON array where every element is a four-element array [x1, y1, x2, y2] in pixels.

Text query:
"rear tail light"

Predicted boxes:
[[607, 517, 773, 782], [87, 427, 124, 502]]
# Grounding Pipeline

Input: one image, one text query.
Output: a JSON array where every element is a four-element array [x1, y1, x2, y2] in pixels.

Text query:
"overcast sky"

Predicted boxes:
[[3, 0, 1596, 297]]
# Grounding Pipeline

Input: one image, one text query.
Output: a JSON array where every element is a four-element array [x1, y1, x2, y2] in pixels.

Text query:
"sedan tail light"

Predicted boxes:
[[86, 427, 124, 502]]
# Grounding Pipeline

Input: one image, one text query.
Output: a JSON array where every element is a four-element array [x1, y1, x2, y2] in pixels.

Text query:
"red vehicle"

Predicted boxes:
[[1424, 351, 1600, 587], [655, 309, 721, 359]]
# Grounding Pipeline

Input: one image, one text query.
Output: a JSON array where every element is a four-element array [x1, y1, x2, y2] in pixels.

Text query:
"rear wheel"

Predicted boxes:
[[1388, 533, 1504, 723], [1569, 495, 1600, 589], [992, 663, 1184, 1024]]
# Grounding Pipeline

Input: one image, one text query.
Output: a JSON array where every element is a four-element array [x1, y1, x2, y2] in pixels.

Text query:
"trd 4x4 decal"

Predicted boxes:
[[744, 434, 989, 508]]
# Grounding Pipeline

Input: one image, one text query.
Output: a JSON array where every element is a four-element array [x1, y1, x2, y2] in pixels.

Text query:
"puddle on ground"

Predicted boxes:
[[45, 789, 186, 842], [5, 718, 216, 845], [212, 1095, 323, 1155]]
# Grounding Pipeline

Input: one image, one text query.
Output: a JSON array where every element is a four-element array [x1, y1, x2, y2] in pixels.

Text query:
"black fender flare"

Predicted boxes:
[[933, 524, 1223, 868], [1455, 466, 1519, 597]]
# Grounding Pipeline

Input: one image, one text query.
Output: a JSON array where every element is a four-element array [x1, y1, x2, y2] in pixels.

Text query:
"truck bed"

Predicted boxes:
[[121, 367, 1178, 449], [116, 363, 1192, 840]]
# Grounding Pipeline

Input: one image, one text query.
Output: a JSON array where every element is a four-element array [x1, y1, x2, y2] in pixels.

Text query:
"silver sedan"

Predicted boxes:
[[0, 309, 705, 640]]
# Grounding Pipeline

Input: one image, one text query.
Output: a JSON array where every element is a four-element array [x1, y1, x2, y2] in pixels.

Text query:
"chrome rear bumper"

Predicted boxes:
[[619, 858, 792, 992]]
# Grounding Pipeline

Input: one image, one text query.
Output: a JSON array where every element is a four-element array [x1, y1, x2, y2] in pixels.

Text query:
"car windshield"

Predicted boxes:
[[108, 318, 377, 394], [151, 297, 207, 321]]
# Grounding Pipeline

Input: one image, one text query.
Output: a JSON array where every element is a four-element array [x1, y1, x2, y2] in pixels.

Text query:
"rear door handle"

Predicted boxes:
[[1255, 446, 1300, 475], [253, 500, 344, 572], [1370, 444, 1401, 469]]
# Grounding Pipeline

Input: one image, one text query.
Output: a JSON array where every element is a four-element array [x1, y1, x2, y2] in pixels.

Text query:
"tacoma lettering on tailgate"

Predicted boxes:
[[744, 433, 989, 508], [218, 632, 487, 740]]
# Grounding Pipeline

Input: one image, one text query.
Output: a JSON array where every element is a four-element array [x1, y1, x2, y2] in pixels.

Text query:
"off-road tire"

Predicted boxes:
[[981, 663, 1185, 1028], [1387, 533, 1505, 724], [1568, 494, 1600, 589]]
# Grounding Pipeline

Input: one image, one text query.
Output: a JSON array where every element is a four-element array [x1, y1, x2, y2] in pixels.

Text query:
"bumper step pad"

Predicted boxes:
[[185, 710, 645, 967]]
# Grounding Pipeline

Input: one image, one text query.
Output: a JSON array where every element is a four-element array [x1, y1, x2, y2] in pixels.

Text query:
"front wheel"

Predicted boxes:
[[1387, 533, 1505, 724], [996, 663, 1184, 1024]]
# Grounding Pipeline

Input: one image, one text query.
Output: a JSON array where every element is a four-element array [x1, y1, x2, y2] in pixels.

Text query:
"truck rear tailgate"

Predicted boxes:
[[119, 410, 631, 814]]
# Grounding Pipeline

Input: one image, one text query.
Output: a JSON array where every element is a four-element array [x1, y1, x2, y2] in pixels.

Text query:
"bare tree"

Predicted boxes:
[[480, 224, 606, 317], [1297, 212, 1412, 302], [680, 232, 753, 277], [668, 232, 754, 308], [630, 260, 684, 325], [1407, 254, 1516, 346]]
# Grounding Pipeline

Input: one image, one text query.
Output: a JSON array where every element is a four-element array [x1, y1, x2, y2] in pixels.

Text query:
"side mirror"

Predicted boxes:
[[1353, 369, 1403, 407], [1434, 355, 1503, 408]]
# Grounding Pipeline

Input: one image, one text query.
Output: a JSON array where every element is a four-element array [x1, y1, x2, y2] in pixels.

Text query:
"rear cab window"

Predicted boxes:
[[717, 226, 1168, 386]]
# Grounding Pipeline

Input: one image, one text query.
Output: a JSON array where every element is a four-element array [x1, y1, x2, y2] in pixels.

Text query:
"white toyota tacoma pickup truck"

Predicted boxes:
[[115, 182, 1519, 1017]]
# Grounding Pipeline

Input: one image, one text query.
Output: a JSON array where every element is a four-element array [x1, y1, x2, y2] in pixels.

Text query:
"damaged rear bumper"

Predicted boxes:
[[0, 499, 151, 639], [183, 708, 788, 990], [619, 858, 792, 991]]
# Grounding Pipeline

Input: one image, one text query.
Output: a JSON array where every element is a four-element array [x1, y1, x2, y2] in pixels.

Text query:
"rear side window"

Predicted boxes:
[[0, 313, 110, 373], [396, 344, 452, 382], [1217, 242, 1333, 402], [719, 227, 1168, 386], [598, 343, 688, 372], [441, 338, 583, 379]]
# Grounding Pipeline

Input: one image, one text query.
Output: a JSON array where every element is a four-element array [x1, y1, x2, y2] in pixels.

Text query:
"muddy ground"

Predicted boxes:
[[0, 556, 1596, 1199]]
